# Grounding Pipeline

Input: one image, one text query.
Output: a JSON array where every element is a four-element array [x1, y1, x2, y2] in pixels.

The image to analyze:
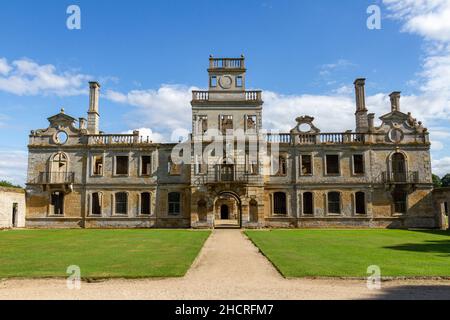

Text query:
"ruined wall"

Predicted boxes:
[[0, 187, 26, 228]]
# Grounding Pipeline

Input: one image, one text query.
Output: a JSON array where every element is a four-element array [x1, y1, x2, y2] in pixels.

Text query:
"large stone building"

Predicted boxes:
[[26, 56, 440, 229]]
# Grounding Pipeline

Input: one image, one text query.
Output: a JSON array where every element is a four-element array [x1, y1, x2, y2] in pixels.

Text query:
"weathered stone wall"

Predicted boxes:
[[0, 187, 25, 228]]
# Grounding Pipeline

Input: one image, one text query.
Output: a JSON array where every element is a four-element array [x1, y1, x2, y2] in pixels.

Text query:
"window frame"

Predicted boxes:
[[273, 192, 287, 216], [114, 192, 128, 215], [114, 155, 130, 176], [168, 192, 182, 216], [140, 155, 152, 176], [327, 191, 341, 215], [299, 154, 313, 176], [91, 154, 104, 177], [90, 192, 103, 216], [352, 154, 365, 176], [302, 192, 314, 215], [325, 154, 341, 176], [354, 191, 367, 215]]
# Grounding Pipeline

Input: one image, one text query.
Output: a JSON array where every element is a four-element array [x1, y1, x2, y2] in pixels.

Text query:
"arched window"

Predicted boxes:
[[115, 192, 128, 215], [355, 192, 366, 215], [141, 192, 151, 215], [273, 192, 287, 215], [392, 153, 406, 181], [168, 192, 181, 215], [303, 192, 314, 215], [328, 192, 341, 214], [50, 153, 68, 183]]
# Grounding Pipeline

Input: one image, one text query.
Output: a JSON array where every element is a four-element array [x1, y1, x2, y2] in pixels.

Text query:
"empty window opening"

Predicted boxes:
[[220, 115, 233, 135], [115, 192, 128, 215], [355, 192, 366, 215], [236, 76, 243, 87], [210, 76, 217, 87], [141, 156, 151, 175], [353, 154, 364, 174], [303, 192, 314, 215], [278, 156, 287, 176], [197, 115, 208, 134], [301, 155, 312, 175], [141, 192, 151, 215], [168, 192, 181, 215], [328, 192, 341, 214], [92, 156, 103, 175], [326, 155, 340, 175], [274, 192, 287, 215], [51, 192, 64, 215], [445, 202, 449, 215], [116, 156, 129, 175], [12, 203, 18, 227], [246, 115, 257, 131], [91, 192, 102, 215]]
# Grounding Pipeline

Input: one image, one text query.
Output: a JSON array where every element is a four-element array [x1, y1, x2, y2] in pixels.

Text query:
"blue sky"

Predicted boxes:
[[1, 0, 450, 185]]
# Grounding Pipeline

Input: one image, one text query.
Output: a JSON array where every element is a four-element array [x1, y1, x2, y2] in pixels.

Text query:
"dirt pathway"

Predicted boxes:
[[1, 229, 449, 300]]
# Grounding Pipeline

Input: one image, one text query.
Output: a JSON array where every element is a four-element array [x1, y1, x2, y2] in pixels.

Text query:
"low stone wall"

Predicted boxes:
[[0, 187, 25, 228], [433, 188, 450, 230]]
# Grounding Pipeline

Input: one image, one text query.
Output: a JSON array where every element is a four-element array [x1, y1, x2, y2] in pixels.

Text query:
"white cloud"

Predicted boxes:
[[122, 128, 165, 143], [0, 57, 91, 96], [106, 84, 197, 139], [0, 58, 12, 76], [0, 149, 27, 186], [432, 157, 450, 177]]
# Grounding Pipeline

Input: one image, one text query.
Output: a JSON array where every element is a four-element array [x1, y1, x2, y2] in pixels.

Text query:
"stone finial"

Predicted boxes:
[[60, 108, 65, 114]]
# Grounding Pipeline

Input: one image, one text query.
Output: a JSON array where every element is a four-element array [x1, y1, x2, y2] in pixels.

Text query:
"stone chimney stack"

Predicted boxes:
[[389, 91, 401, 112], [79, 118, 87, 130], [87, 81, 101, 134], [368, 113, 375, 132], [354, 78, 369, 133]]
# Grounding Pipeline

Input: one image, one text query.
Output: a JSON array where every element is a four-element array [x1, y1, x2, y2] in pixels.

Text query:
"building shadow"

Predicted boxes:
[[382, 229, 450, 256], [369, 285, 450, 300]]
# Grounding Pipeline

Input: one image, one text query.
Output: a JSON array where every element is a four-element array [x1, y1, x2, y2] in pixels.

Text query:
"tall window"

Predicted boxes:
[[326, 155, 340, 175], [355, 192, 366, 215], [93, 156, 103, 176], [301, 155, 312, 175], [245, 115, 257, 132], [303, 192, 314, 215], [273, 192, 287, 215], [278, 156, 287, 176], [91, 192, 102, 215], [197, 115, 208, 134], [168, 192, 181, 215], [141, 156, 151, 175], [220, 115, 233, 135], [115, 192, 128, 215], [141, 192, 151, 215], [353, 155, 364, 175], [392, 188, 407, 214], [328, 192, 341, 214], [115, 156, 129, 175]]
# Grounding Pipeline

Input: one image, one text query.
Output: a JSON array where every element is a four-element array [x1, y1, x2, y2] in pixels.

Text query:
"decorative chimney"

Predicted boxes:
[[389, 91, 401, 112], [79, 118, 87, 130], [87, 81, 101, 134], [354, 78, 369, 133]]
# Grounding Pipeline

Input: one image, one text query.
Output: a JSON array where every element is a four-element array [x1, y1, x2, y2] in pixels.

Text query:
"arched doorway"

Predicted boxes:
[[220, 204, 229, 219], [214, 191, 242, 228]]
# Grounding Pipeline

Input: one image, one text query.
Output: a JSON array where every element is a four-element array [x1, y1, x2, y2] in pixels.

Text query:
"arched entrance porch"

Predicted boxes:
[[214, 191, 242, 229]]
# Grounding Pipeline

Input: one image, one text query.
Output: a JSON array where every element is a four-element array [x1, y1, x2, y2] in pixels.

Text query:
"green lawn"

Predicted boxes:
[[0, 229, 210, 278], [245, 229, 450, 278]]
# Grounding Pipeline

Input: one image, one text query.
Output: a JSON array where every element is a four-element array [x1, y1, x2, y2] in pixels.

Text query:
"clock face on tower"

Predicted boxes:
[[218, 75, 233, 89]]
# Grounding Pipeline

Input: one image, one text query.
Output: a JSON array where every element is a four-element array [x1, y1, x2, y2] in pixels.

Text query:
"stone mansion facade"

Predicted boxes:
[[25, 56, 439, 229]]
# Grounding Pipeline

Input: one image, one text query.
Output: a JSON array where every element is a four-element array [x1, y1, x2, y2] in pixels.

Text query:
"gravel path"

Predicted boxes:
[[1, 229, 449, 300]]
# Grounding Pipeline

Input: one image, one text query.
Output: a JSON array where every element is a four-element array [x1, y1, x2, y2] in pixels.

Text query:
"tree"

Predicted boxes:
[[442, 174, 450, 187], [432, 174, 443, 188], [0, 180, 22, 189]]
